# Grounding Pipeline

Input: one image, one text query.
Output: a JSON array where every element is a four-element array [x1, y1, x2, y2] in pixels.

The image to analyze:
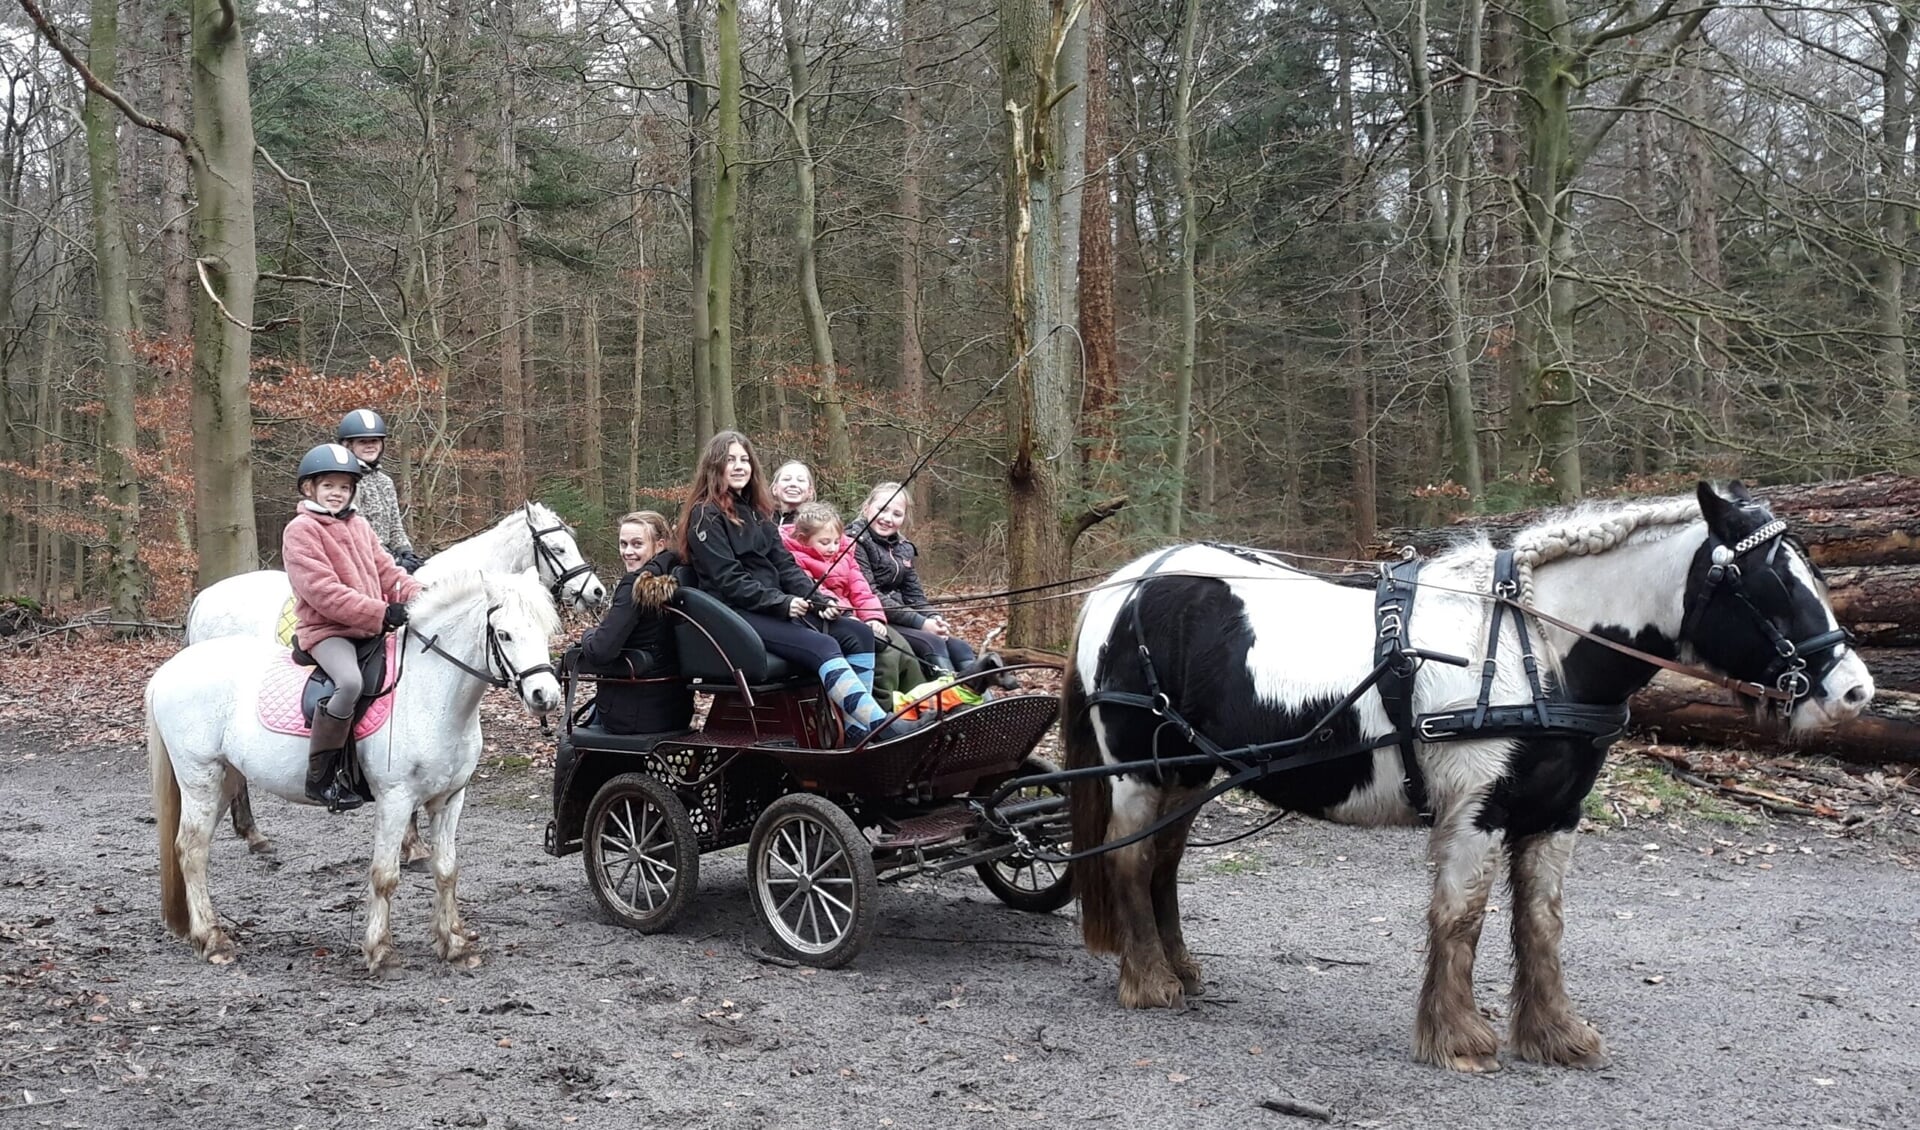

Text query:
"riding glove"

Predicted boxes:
[[383, 602, 410, 628]]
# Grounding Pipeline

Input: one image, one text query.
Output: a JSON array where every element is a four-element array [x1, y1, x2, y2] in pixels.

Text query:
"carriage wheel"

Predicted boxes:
[[584, 773, 699, 934], [975, 756, 1075, 914], [747, 794, 878, 969]]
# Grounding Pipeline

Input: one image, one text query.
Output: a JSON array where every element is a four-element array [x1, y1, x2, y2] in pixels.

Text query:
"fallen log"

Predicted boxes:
[[1629, 672, 1920, 766], [1857, 648, 1920, 694], [1823, 567, 1920, 646], [1383, 475, 1920, 566]]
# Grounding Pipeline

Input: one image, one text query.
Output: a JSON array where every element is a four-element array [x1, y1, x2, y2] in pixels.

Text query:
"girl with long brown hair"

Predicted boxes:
[[677, 431, 914, 743]]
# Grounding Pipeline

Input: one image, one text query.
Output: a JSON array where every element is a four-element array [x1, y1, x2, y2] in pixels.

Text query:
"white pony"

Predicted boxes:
[[185, 502, 603, 855], [148, 570, 562, 971], [183, 502, 608, 644]]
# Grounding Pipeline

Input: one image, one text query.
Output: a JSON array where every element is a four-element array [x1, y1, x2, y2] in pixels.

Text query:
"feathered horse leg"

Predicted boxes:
[[1508, 831, 1607, 1067], [1414, 811, 1503, 1071]]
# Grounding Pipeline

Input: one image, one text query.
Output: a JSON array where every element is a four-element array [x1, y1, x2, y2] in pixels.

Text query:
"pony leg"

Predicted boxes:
[[1149, 797, 1203, 996], [1107, 779, 1185, 1009], [222, 775, 272, 854], [400, 807, 433, 871], [1414, 816, 1503, 1072], [362, 792, 410, 974], [1507, 831, 1607, 1067], [427, 789, 478, 962], [175, 787, 235, 963]]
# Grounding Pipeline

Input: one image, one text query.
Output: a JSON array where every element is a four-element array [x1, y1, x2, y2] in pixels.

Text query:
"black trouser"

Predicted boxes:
[[735, 609, 875, 671], [894, 625, 975, 675]]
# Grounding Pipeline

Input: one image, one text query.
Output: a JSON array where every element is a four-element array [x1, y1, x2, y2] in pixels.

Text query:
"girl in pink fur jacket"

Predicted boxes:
[[282, 443, 421, 809]]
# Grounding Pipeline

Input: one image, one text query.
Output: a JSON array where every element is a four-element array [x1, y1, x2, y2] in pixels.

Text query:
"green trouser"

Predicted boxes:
[[873, 629, 927, 699]]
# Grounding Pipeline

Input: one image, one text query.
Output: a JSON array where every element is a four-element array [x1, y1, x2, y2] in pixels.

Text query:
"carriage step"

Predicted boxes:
[[868, 805, 976, 849]]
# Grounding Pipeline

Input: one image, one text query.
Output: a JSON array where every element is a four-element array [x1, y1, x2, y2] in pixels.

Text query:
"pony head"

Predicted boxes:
[[414, 569, 564, 716], [1682, 481, 1872, 732], [524, 502, 609, 613]]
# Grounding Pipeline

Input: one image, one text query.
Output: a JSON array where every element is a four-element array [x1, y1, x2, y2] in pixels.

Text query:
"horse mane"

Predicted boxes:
[[1508, 495, 1703, 603], [410, 568, 562, 639]]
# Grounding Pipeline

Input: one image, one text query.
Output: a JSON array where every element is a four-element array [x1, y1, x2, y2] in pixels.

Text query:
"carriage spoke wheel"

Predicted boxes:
[[584, 773, 699, 934], [747, 794, 877, 969], [976, 756, 1075, 914]]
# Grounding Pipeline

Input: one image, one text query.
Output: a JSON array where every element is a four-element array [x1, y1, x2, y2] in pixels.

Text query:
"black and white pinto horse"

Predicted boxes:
[[1065, 483, 1872, 1071]]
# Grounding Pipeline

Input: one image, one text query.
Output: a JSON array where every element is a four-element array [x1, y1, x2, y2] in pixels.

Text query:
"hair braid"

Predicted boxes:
[[1509, 498, 1701, 604]]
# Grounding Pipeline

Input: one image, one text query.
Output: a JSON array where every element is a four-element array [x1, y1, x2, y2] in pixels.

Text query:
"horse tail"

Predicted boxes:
[[1063, 645, 1120, 956], [148, 686, 188, 938]]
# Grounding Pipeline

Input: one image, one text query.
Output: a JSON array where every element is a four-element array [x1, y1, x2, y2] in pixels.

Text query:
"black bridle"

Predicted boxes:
[[526, 505, 599, 605], [412, 601, 556, 698], [1680, 516, 1851, 705]]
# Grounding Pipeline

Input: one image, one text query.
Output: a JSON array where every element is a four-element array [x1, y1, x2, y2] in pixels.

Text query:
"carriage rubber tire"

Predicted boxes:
[[975, 756, 1076, 914], [583, 773, 700, 934], [746, 793, 879, 969]]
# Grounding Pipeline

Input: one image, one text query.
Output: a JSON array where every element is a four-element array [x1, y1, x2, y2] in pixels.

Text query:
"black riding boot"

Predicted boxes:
[[305, 705, 363, 813]]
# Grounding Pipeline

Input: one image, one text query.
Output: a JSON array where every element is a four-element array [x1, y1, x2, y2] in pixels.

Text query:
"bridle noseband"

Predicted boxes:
[[413, 601, 556, 698], [1682, 515, 1850, 705], [526, 505, 598, 603]]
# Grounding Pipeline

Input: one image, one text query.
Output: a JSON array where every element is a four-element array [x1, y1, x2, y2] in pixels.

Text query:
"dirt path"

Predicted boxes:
[[1, 728, 1915, 1130]]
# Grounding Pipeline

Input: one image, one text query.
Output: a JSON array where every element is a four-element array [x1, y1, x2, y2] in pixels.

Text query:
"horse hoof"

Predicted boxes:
[[203, 938, 237, 965], [1446, 1054, 1503, 1074], [1118, 972, 1186, 1010], [246, 838, 275, 855], [1511, 1021, 1609, 1069], [402, 856, 431, 874], [364, 944, 399, 976], [1171, 954, 1205, 997]]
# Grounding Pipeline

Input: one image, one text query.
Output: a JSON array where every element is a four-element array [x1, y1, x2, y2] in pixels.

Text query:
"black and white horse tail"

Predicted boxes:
[[1062, 647, 1119, 954]]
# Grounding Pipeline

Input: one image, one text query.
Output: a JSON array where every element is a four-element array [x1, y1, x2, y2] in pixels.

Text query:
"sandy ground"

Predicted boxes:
[[2, 724, 1916, 1130]]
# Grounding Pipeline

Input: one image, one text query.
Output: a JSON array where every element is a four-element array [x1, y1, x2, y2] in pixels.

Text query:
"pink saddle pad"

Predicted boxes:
[[257, 635, 399, 740]]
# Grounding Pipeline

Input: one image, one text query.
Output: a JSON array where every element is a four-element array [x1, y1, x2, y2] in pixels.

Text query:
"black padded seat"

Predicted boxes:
[[567, 724, 693, 754], [672, 586, 798, 685]]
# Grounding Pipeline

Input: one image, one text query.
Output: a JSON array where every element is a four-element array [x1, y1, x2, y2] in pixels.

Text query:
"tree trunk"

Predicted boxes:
[[0, 109, 16, 596], [1001, 0, 1082, 648], [160, 10, 192, 347], [1338, 22, 1375, 549], [1517, 0, 1580, 501], [676, 0, 713, 447], [1077, 0, 1118, 487], [188, 0, 260, 585], [85, 0, 141, 624], [495, 0, 525, 504], [629, 191, 647, 502], [1166, 0, 1199, 537], [584, 294, 604, 512], [1879, 12, 1914, 429], [899, 0, 925, 441], [1632, 672, 1920, 767], [776, 0, 849, 474], [704, 0, 741, 431]]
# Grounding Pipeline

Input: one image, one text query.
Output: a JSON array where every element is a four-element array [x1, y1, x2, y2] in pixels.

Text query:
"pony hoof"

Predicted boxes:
[[434, 932, 475, 963], [364, 944, 400, 976], [1118, 971, 1187, 1010], [1171, 954, 1205, 997], [1446, 1054, 1503, 1074], [202, 934, 238, 965], [402, 856, 432, 874], [1511, 1021, 1609, 1069], [246, 838, 275, 855]]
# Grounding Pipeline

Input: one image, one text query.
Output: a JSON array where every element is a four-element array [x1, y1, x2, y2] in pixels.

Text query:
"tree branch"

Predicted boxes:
[[1570, 0, 1718, 176], [14, 0, 189, 145], [196, 258, 295, 333], [1066, 494, 1128, 545]]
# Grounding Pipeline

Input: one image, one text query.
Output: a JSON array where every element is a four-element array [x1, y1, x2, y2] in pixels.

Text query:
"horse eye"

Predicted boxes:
[[497, 631, 513, 642]]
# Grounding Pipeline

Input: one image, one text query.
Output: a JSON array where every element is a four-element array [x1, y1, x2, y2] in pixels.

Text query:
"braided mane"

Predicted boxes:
[[1508, 496, 1703, 603]]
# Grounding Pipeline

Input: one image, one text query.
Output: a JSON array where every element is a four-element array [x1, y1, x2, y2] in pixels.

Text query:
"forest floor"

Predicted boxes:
[[1, 632, 1917, 1129]]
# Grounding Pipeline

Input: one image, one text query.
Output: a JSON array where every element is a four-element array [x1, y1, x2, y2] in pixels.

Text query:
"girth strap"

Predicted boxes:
[[1373, 557, 1431, 824]]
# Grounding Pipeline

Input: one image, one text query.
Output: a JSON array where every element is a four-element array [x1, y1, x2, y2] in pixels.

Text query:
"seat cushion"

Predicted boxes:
[[567, 724, 693, 754], [673, 587, 785, 683]]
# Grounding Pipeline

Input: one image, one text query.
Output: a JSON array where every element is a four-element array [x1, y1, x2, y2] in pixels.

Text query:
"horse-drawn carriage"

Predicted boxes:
[[543, 584, 1073, 968]]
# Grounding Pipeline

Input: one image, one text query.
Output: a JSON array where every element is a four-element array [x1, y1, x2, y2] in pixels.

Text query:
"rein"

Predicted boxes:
[[411, 601, 555, 695]]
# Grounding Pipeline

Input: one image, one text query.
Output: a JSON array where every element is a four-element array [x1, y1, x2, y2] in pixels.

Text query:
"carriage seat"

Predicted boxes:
[[671, 584, 802, 688], [567, 723, 694, 754]]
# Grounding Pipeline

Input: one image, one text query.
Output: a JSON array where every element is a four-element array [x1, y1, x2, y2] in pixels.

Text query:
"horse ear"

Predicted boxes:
[[1725, 479, 1753, 503], [1697, 480, 1737, 536]]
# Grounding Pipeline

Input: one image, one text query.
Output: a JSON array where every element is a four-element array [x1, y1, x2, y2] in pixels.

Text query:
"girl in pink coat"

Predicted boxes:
[[283, 443, 421, 811], [779, 502, 887, 625]]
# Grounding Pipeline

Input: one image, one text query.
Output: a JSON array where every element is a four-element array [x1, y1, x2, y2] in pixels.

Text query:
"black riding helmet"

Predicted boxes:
[[337, 408, 389, 442], [297, 443, 365, 508]]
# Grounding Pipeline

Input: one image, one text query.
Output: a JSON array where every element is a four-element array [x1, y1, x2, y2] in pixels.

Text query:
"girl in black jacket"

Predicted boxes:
[[848, 482, 978, 677], [678, 432, 911, 743], [575, 510, 693, 734]]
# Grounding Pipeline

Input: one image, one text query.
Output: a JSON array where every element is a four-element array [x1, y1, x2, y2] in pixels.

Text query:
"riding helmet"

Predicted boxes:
[[297, 443, 365, 487], [336, 408, 388, 442]]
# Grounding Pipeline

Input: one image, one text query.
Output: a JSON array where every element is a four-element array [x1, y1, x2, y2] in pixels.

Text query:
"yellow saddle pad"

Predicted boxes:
[[276, 595, 297, 648]]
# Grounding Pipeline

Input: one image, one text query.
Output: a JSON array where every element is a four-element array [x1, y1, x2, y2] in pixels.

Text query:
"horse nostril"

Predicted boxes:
[[1843, 684, 1869, 707]]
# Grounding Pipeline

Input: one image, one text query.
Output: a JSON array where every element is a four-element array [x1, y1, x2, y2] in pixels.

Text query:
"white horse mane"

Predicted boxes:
[[425, 501, 572, 572], [1428, 494, 1705, 603], [410, 568, 562, 639]]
